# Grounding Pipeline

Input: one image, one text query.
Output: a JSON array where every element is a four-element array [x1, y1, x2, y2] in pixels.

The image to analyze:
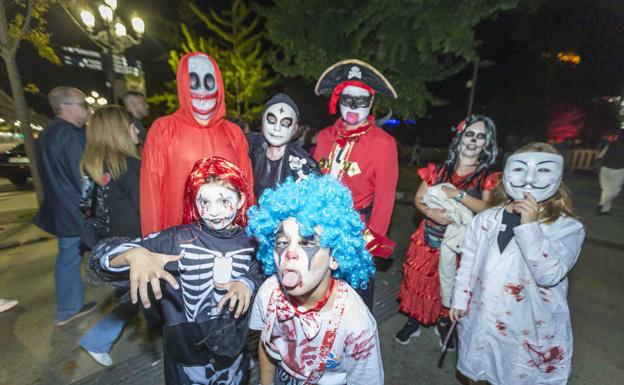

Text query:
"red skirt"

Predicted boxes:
[[397, 221, 448, 325]]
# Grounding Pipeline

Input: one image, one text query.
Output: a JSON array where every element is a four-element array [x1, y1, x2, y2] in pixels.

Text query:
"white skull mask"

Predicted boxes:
[[262, 102, 298, 147], [339, 85, 372, 126], [188, 55, 218, 121], [503, 152, 564, 202], [459, 121, 487, 159]]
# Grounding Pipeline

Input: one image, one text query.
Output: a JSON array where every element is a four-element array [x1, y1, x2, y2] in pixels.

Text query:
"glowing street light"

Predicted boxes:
[[80, 10, 95, 29], [131, 16, 144, 35], [114, 22, 126, 37], [104, 0, 118, 11], [96, 97, 108, 106]]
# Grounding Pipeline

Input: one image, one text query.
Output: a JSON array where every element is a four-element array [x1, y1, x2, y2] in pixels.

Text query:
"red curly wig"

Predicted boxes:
[[182, 156, 251, 227]]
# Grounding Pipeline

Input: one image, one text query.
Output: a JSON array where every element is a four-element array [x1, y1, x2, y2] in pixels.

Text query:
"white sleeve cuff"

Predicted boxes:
[[99, 243, 141, 272]]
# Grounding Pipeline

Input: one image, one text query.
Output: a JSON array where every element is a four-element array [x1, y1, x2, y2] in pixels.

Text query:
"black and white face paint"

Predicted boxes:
[[195, 182, 242, 230], [188, 55, 218, 121], [262, 102, 297, 147], [459, 121, 487, 159], [273, 218, 332, 297], [503, 152, 564, 202], [339, 85, 372, 126]]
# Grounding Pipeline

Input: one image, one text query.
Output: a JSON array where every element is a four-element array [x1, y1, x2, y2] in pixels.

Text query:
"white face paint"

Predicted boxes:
[[459, 121, 487, 159], [195, 182, 242, 230], [188, 55, 218, 121], [273, 218, 336, 298], [262, 102, 298, 148], [503, 152, 564, 202], [339, 85, 372, 126]]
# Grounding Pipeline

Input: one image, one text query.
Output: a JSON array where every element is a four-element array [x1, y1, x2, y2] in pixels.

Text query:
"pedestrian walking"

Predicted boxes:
[[596, 128, 624, 215], [450, 142, 585, 384], [122, 91, 150, 143], [396, 115, 499, 350], [34, 86, 97, 325], [78, 105, 142, 366]]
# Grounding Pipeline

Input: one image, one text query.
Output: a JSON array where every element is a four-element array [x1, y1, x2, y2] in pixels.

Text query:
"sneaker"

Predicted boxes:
[[0, 299, 18, 312], [435, 318, 456, 351], [55, 301, 97, 326], [395, 319, 421, 345], [84, 350, 113, 367]]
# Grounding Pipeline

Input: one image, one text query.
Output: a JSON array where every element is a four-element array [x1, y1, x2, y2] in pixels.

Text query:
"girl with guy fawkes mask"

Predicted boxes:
[[449, 142, 584, 385], [396, 115, 500, 350], [247, 93, 319, 198]]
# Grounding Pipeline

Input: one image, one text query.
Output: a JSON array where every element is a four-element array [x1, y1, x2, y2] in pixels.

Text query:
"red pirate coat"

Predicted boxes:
[[313, 116, 398, 258]]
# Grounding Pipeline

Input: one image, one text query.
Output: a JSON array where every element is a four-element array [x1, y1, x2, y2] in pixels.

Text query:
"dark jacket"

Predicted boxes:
[[247, 132, 320, 198], [34, 118, 85, 236], [80, 157, 141, 241]]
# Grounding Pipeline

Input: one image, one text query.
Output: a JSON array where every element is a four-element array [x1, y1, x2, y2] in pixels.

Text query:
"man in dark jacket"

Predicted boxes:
[[35, 86, 96, 325]]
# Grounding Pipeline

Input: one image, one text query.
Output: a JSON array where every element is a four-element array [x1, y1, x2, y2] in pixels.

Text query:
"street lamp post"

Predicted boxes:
[[73, 0, 144, 103]]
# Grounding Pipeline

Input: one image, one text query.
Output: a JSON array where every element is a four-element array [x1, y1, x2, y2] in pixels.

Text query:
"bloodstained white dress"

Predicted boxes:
[[452, 208, 584, 385]]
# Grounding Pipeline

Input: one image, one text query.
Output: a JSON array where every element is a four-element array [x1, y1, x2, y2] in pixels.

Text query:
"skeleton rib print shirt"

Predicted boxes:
[[92, 223, 263, 385]]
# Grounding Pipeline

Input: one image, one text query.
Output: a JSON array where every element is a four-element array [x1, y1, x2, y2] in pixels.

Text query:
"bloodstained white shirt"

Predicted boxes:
[[249, 276, 383, 385]]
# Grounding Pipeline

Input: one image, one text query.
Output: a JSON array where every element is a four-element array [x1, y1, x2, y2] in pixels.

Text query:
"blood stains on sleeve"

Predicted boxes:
[[504, 283, 524, 302]]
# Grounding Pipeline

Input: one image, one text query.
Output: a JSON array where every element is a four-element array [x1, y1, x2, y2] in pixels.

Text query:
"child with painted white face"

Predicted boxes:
[[88, 157, 263, 385], [449, 143, 585, 385], [248, 175, 383, 385], [248, 93, 320, 198]]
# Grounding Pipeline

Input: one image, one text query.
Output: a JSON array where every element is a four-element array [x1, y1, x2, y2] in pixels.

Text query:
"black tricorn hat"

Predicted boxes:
[[314, 59, 397, 98]]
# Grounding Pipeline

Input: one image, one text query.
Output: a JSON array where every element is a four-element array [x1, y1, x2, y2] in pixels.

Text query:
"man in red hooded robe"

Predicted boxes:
[[140, 52, 254, 236]]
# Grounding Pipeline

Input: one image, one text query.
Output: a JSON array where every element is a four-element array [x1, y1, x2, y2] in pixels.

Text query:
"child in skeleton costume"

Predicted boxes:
[[313, 59, 399, 309], [247, 175, 383, 385], [248, 93, 320, 198], [450, 143, 585, 385], [396, 116, 500, 350], [88, 157, 263, 385], [141, 52, 254, 236]]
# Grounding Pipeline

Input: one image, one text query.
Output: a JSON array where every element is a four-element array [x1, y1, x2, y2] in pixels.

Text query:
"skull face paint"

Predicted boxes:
[[273, 218, 334, 297], [339, 85, 372, 126], [262, 102, 298, 147], [195, 182, 242, 230], [188, 55, 218, 121], [503, 152, 564, 202], [459, 121, 487, 159]]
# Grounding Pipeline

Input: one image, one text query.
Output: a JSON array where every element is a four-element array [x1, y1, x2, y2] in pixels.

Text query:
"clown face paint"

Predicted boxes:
[[503, 152, 564, 202], [262, 102, 298, 148], [459, 121, 487, 159], [188, 55, 218, 121], [273, 218, 335, 298], [195, 182, 242, 230], [339, 85, 372, 126]]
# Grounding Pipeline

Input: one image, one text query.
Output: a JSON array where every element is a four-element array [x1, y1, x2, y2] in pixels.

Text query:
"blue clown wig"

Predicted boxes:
[[247, 175, 375, 289]]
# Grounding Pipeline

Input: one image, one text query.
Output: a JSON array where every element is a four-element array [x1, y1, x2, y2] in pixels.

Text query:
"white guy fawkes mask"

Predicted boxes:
[[503, 152, 564, 202], [195, 182, 243, 230], [273, 218, 337, 298], [459, 121, 487, 159], [339, 85, 372, 126], [262, 102, 298, 148], [188, 55, 218, 121]]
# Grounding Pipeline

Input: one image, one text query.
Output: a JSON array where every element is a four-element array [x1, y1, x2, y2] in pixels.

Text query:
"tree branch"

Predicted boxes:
[[11, 0, 36, 55], [0, 0, 13, 52]]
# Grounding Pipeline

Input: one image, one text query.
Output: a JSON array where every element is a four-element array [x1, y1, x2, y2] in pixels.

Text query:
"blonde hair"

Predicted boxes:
[[81, 105, 139, 183], [488, 142, 577, 224]]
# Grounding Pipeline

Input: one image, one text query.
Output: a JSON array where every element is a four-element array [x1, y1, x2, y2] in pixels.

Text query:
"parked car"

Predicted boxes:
[[0, 143, 30, 186]]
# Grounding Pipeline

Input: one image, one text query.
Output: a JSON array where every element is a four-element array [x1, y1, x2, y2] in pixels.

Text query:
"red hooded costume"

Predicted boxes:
[[140, 52, 254, 236]]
